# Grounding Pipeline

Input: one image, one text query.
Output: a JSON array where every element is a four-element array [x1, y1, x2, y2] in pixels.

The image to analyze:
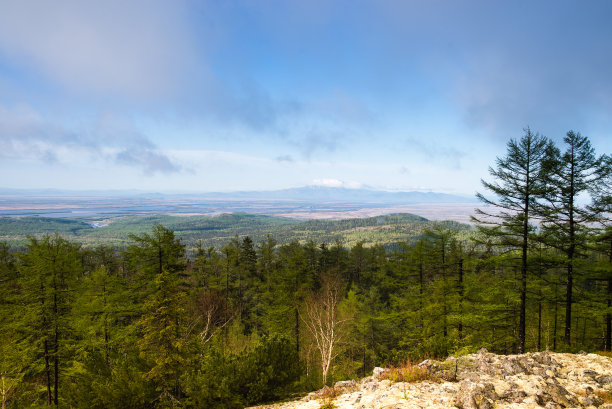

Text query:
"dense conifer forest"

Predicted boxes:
[[1, 130, 611, 408]]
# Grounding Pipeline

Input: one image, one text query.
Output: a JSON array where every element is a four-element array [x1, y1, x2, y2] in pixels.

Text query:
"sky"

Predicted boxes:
[[0, 0, 611, 195]]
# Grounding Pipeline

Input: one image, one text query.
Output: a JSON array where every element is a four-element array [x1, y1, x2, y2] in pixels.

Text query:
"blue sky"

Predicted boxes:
[[0, 0, 610, 195]]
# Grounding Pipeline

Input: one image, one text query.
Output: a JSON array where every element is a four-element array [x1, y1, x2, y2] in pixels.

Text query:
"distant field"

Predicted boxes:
[[0, 191, 479, 250], [0, 213, 472, 251], [0, 193, 479, 222]]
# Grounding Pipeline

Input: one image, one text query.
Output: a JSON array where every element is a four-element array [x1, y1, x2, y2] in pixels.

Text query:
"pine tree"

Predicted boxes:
[[124, 224, 186, 277], [19, 234, 81, 406], [589, 154, 612, 349], [473, 128, 550, 352], [538, 131, 609, 346], [138, 269, 191, 407], [0, 242, 26, 409]]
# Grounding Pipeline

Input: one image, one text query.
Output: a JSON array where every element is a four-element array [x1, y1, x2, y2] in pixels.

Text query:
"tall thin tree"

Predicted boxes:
[[538, 131, 610, 346], [473, 128, 550, 353]]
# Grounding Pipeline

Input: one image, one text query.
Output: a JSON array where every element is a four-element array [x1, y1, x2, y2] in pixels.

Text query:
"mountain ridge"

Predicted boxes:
[[0, 185, 474, 203]]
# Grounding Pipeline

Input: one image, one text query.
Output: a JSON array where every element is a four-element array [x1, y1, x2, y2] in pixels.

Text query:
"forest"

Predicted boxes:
[[0, 212, 457, 250], [1, 129, 611, 409]]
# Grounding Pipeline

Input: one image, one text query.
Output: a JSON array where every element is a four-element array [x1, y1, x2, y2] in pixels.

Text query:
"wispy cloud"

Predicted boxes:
[[403, 136, 466, 170], [0, 104, 181, 174], [275, 155, 294, 163]]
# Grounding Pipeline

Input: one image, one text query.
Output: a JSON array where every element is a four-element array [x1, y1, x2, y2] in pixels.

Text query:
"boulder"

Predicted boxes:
[[453, 381, 498, 409], [536, 379, 580, 408], [372, 367, 386, 380]]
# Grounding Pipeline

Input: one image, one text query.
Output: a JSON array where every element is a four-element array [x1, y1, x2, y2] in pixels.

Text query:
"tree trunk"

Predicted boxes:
[[53, 290, 59, 407], [565, 262, 573, 345], [565, 158, 576, 346], [458, 258, 464, 341], [295, 306, 300, 356], [518, 230, 528, 353], [537, 298, 542, 351], [607, 244, 612, 351], [54, 326, 59, 407], [518, 162, 531, 354], [44, 339, 51, 406], [553, 283, 558, 351]]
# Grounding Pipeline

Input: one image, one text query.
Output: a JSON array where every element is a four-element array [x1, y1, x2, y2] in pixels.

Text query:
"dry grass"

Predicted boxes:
[[318, 402, 336, 409], [596, 351, 612, 358], [316, 386, 342, 400], [594, 389, 612, 404], [315, 386, 341, 409], [381, 360, 437, 383]]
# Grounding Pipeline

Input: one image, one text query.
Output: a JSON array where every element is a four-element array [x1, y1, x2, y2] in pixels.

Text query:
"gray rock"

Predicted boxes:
[[598, 375, 612, 385], [501, 389, 527, 404], [334, 380, 357, 389], [579, 394, 605, 407], [500, 357, 527, 376], [362, 381, 378, 391], [418, 359, 434, 368], [536, 380, 580, 408], [453, 381, 498, 409], [372, 367, 386, 380], [458, 371, 481, 382]]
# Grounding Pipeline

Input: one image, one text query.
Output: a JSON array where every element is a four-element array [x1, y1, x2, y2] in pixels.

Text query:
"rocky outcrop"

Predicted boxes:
[[248, 350, 612, 409]]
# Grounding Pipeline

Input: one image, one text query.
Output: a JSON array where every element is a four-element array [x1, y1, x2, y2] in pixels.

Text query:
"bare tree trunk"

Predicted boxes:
[[302, 273, 346, 385]]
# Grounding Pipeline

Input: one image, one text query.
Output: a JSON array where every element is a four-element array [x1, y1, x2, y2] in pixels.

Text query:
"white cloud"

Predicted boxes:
[[311, 178, 363, 189], [0, 104, 181, 174], [312, 178, 343, 187]]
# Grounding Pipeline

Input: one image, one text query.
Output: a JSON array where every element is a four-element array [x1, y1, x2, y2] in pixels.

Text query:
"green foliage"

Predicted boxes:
[[66, 353, 155, 409], [184, 335, 301, 408], [183, 349, 243, 409], [138, 269, 192, 404], [1, 130, 612, 407], [236, 335, 302, 403], [0, 212, 457, 250]]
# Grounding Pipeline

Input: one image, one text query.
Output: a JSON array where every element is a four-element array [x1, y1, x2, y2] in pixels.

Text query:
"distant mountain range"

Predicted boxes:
[[191, 186, 474, 203], [0, 185, 474, 203]]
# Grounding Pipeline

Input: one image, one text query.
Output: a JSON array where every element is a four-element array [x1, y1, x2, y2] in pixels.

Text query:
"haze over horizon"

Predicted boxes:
[[1, 1, 611, 195]]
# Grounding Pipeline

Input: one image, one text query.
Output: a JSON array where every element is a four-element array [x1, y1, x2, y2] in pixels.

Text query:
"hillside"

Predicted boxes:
[[0, 212, 470, 249], [250, 350, 612, 409]]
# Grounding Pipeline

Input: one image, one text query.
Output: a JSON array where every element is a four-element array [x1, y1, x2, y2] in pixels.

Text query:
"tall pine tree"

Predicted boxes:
[[473, 128, 550, 352], [538, 131, 610, 346]]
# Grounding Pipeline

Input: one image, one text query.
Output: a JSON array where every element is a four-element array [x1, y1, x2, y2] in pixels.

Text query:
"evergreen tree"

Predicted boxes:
[[589, 154, 612, 349], [538, 131, 610, 346], [138, 269, 191, 407], [124, 224, 186, 277], [0, 242, 26, 409], [19, 234, 81, 406], [473, 128, 550, 352]]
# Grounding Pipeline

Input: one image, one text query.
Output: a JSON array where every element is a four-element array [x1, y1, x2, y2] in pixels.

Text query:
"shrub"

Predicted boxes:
[[184, 335, 301, 408], [236, 334, 302, 404]]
